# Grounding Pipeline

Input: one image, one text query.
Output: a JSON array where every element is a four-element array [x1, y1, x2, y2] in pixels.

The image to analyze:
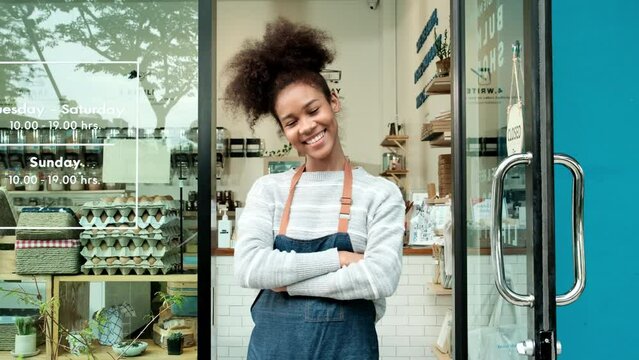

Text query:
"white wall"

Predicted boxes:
[[396, 0, 452, 194]]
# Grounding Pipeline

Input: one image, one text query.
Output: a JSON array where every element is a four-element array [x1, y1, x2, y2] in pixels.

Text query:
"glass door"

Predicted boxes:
[[452, 0, 584, 359]]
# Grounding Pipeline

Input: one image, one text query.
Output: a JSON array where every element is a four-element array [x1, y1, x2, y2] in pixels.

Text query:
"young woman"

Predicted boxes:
[[226, 18, 405, 359]]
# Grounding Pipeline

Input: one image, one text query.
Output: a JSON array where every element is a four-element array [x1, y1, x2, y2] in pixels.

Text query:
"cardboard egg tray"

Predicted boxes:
[[79, 212, 179, 229], [80, 199, 179, 216], [81, 224, 180, 239], [80, 252, 181, 275], [80, 241, 177, 259]]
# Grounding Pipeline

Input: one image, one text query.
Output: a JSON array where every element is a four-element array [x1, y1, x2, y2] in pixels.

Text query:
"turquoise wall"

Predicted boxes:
[[553, 1, 639, 359]]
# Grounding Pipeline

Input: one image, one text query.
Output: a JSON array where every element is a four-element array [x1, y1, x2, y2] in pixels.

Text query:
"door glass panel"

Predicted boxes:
[[0, 1, 200, 358], [463, 0, 530, 358]]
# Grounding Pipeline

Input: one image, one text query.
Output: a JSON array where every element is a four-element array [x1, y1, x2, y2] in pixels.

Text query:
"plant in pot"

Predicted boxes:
[[14, 316, 37, 357], [434, 27, 451, 77], [166, 332, 184, 355], [112, 339, 149, 357]]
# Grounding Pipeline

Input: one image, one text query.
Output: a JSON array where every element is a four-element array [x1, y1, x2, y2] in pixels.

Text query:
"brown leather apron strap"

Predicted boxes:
[[278, 160, 353, 236], [337, 161, 353, 233], [278, 164, 306, 235]]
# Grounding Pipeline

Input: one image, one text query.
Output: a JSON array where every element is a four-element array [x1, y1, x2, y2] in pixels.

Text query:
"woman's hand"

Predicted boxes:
[[271, 286, 287, 292], [338, 251, 364, 267]]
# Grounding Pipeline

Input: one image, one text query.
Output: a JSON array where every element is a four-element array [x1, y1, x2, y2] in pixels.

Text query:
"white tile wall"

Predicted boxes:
[[214, 255, 450, 360]]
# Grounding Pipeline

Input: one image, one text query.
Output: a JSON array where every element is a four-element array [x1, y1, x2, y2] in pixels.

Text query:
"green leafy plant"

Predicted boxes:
[[434, 28, 451, 61], [1, 279, 184, 360], [264, 143, 292, 157], [15, 316, 36, 336], [167, 332, 183, 341]]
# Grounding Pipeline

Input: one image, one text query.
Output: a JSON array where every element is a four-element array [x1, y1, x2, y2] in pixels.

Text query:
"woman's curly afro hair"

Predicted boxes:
[[224, 17, 336, 129]]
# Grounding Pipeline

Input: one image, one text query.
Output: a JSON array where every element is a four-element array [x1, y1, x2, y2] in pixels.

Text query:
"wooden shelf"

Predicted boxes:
[[380, 170, 408, 176], [432, 346, 452, 360], [53, 274, 198, 283], [426, 198, 450, 205], [428, 282, 452, 296], [0, 344, 48, 360], [380, 135, 408, 148], [424, 76, 451, 95], [59, 339, 198, 360]]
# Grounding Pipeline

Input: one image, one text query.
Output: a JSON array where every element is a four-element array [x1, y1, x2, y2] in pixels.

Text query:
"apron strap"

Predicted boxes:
[[337, 161, 353, 233], [278, 160, 353, 235]]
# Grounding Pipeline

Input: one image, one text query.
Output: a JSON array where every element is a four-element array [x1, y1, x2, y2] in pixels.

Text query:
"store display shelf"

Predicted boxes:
[[0, 345, 48, 360], [183, 211, 198, 218], [53, 274, 198, 283], [432, 346, 452, 360], [428, 282, 452, 296], [59, 340, 198, 360], [424, 76, 451, 95]]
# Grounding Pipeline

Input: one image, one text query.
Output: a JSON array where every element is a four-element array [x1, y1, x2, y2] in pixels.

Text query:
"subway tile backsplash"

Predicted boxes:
[[214, 255, 448, 360]]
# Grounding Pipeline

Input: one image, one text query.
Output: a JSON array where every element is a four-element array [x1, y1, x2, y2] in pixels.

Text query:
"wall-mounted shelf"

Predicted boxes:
[[380, 135, 408, 150], [424, 76, 451, 95], [380, 169, 409, 183], [428, 282, 452, 296]]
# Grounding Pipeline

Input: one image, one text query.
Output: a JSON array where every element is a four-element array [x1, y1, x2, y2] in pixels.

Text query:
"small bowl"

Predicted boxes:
[[111, 340, 148, 357]]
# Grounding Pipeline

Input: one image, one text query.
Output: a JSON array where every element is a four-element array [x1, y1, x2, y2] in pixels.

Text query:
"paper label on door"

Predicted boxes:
[[506, 102, 524, 155]]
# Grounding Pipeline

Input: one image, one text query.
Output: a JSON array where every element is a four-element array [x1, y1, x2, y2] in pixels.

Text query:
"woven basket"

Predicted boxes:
[[16, 208, 80, 240], [16, 245, 81, 275]]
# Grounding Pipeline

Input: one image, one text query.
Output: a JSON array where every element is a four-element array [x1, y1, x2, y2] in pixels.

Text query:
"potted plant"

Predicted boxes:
[[166, 332, 184, 355], [14, 316, 37, 357], [434, 28, 451, 76], [112, 339, 149, 357]]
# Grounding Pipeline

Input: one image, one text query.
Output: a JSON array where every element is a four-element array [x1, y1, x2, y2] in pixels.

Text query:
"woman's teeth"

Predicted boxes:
[[306, 130, 326, 145]]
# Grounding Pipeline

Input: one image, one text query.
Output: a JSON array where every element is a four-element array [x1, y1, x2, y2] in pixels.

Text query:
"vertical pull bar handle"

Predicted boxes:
[[491, 152, 535, 307], [554, 154, 586, 306]]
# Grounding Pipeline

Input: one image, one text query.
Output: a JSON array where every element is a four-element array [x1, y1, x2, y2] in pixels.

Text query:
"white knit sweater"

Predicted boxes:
[[234, 166, 405, 321]]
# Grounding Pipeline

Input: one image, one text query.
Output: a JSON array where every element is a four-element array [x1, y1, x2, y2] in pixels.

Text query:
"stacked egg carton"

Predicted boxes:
[[78, 196, 182, 275]]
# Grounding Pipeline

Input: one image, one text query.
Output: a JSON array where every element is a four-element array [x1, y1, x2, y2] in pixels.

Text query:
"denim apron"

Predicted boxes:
[[247, 161, 379, 360]]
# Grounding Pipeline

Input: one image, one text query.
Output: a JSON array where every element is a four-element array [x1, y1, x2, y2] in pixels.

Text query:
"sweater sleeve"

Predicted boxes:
[[234, 176, 342, 289], [286, 184, 404, 300]]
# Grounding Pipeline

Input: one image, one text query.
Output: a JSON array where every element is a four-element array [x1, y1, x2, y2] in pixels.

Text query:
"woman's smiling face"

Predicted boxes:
[[275, 82, 344, 171]]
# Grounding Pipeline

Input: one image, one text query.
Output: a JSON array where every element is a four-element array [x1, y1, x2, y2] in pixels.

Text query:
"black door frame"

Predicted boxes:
[[451, 0, 557, 358], [197, 0, 213, 359]]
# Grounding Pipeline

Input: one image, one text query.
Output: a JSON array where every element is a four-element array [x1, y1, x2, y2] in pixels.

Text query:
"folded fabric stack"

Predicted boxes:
[[15, 207, 82, 275], [78, 196, 181, 275]]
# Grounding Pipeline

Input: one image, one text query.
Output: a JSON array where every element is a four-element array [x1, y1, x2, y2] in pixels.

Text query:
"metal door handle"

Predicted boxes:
[[491, 152, 535, 307], [554, 154, 586, 306]]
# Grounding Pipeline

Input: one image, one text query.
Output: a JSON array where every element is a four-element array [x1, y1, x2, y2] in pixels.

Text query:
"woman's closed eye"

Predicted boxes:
[[284, 119, 297, 128]]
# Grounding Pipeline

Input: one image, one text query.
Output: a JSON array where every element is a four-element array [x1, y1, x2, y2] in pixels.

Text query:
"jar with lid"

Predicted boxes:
[[24, 168, 41, 191], [1, 169, 16, 191], [86, 164, 103, 191], [69, 168, 85, 191], [47, 168, 65, 191]]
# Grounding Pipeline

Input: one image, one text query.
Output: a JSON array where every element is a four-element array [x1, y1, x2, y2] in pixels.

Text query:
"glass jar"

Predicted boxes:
[[69, 168, 85, 191], [1, 169, 15, 191], [24, 169, 41, 191], [86, 165, 103, 191], [47, 169, 65, 191]]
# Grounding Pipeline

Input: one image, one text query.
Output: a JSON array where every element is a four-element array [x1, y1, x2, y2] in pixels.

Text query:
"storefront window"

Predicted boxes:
[[0, 1, 201, 358]]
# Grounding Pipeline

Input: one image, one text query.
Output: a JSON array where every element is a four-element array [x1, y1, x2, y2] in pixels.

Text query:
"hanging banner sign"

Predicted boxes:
[[506, 102, 523, 155]]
